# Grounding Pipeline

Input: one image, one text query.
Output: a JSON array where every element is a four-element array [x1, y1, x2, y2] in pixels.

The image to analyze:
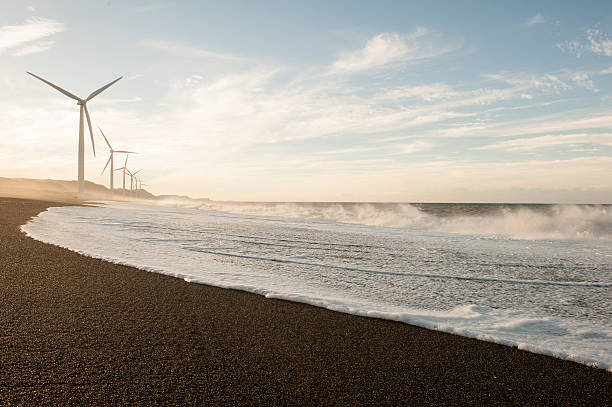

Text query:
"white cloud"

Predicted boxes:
[[329, 28, 458, 74], [117, 63, 604, 162], [522, 13, 546, 27], [0, 17, 65, 56], [375, 83, 458, 101], [571, 73, 598, 92], [586, 28, 612, 56], [396, 141, 434, 154], [10, 40, 55, 56], [184, 74, 204, 86], [140, 39, 242, 60], [316, 146, 382, 155], [557, 28, 612, 57], [475, 133, 612, 151], [599, 66, 612, 74], [556, 40, 585, 57], [438, 112, 612, 139], [94, 96, 143, 104], [162, 68, 472, 149], [484, 72, 570, 92]]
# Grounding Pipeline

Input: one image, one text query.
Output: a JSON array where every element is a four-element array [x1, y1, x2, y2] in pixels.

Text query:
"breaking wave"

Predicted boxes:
[[154, 199, 612, 241]]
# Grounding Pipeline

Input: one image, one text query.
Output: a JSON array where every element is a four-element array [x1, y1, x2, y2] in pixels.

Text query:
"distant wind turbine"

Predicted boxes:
[[99, 128, 135, 197], [114, 155, 130, 194], [135, 178, 145, 197], [27, 72, 122, 196], [126, 169, 133, 191], [129, 169, 142, 192]]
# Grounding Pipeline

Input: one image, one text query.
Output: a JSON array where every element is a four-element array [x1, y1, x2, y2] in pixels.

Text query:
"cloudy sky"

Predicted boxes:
[[1, 1, 612, 202]]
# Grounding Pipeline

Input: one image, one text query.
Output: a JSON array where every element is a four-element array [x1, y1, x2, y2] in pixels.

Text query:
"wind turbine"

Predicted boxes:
[[129, 169, 142, 192], [114, 155, 130, 194], [124, 168, 133, 191], [27, 72, 122, 196], [134, 177, 144, 197], [99, 128, 135, 197]]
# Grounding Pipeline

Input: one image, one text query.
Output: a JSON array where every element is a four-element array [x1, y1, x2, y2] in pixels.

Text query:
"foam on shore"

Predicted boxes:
[[22, 202, 612, 371]]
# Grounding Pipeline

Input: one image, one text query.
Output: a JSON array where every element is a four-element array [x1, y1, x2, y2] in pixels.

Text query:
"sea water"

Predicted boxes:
[[22, 201, 612, 370]]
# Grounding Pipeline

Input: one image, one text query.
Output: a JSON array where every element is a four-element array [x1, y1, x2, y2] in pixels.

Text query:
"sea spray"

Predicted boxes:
[[155, 199, 612, 241]]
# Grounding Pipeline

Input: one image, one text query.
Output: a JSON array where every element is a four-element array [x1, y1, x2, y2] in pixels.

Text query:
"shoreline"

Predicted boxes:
[[1, 196, 611, 405], [20, 203, 612, 373]]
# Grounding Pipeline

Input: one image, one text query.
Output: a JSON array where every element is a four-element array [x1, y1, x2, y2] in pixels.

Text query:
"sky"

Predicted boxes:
[[1, 1, 612, 202]]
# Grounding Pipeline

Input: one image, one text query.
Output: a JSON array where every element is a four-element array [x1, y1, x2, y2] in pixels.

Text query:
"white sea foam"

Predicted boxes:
[[22, 201, 612, 371], [155, 199, 612, 241]]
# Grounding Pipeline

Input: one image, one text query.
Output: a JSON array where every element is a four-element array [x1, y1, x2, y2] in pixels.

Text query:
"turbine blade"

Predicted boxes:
[[125, 155, 129, 167], [86, 76, 123, 101], [27, 72, 81, 101], [84, 104, 95, 157], [114, 150, 136, 154], [101, 155, 112, 175], [99, 127, 112, 149], [133, 170, 142, 176]]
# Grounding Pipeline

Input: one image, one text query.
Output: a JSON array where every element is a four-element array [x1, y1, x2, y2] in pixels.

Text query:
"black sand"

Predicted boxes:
[[1, 197, 610, 405]]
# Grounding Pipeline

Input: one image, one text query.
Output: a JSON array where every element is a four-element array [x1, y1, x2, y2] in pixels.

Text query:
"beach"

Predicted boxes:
[[1, 197, 611, 405]]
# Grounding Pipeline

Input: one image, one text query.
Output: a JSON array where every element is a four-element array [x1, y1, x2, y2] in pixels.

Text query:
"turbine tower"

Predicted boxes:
[[99, 128, 135, 197], [129, 169, 142, 193], [27, 72, 122, 196], [114, 155, 130, 194], [135, 177, 142, 197]]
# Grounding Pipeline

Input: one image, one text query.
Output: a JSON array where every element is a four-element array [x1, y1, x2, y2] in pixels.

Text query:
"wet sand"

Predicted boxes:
[[1, 197, 610, 405]]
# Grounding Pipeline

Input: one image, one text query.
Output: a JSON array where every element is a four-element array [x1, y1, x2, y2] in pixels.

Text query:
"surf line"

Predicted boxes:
[[183, 246, 610, 288]]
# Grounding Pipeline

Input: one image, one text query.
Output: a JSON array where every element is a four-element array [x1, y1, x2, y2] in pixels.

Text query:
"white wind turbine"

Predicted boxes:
[[134, 177, 145, 197], [129, 169, 142, 192], [114, 155, 130, 194], [27, 72, 122, 196], [138, 182, 147, 198], [99, 128, 135, 197]]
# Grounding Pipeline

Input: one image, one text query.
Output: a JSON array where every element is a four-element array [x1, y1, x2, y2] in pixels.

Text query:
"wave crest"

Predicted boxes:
[[155, 199, 612, 241]]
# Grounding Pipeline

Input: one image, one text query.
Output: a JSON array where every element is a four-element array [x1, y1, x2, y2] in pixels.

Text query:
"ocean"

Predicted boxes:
[[22, 200, 612, 370]]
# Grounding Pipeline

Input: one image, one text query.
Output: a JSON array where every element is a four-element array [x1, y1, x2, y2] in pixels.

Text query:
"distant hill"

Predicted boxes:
[[0, 177, 192, 203]]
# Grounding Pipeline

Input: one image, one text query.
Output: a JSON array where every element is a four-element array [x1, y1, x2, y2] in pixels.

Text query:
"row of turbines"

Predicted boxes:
[[100, 128, 146, 197], [27, 72, 146, 198]]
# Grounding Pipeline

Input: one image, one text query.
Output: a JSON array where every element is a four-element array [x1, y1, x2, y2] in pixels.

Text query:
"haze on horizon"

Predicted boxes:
[[1, 1, 611, 203]]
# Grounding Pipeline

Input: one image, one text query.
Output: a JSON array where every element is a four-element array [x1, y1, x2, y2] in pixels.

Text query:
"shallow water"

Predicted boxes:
[[22, 201, 612, 370]]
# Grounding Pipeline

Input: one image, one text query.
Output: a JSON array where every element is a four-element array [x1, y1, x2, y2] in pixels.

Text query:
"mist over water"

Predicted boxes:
[[23, 200, 612, 371], [157, 199, 612, 241]]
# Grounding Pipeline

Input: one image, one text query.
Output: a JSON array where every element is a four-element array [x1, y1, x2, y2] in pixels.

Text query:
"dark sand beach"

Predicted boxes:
[[1, 196, 611, 405]]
